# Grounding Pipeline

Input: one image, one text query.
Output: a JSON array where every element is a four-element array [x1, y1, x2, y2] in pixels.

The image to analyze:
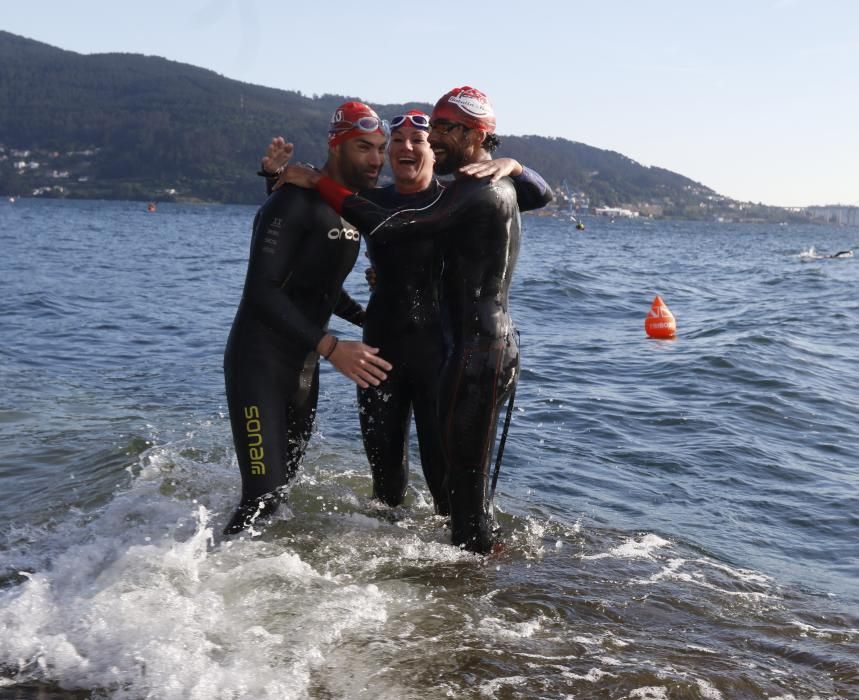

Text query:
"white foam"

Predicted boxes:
[[584, 533, 670, 560], [686, 644, 717, 654], [597, 655, 624, 666], [0, 432, 420, 699], [696, 558, 772, 585], [478, 675, 528, 696], [561, 667, 615, 682], [0, 501, 394, 699], [789, 619, 859, 638], [572, 632, 632, 651], [645, 557, 686, 582], [639, 558, 775, 601], [629, 686, 669, 699], [696, 678, 725, 699], [477, 615, 544, 641]]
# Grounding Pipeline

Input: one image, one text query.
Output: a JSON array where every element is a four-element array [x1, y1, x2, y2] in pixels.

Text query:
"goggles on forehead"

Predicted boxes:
[[390, 113, 430, 130], [329, 116, 390, 137]]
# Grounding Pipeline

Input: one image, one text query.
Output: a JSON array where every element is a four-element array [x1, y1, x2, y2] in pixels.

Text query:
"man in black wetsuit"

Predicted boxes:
[[282, 87, 549, 553], [424, 86, 523, 554], [223, 101, 393, 535]]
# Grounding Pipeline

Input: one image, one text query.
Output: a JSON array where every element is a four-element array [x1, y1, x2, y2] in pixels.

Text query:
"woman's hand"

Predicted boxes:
[[365, 266, 377, 290], [274, 164, 322, 191], [458, 157, 523, 182], [364, 252, 377, 291], [261, 137, 294, 175]]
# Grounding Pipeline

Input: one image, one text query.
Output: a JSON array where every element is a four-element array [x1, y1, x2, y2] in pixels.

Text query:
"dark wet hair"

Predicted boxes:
[[482, 133, 500, 153]]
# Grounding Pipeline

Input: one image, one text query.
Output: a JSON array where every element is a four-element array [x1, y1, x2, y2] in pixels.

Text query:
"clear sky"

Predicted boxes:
[[4, 0, 857, 207]]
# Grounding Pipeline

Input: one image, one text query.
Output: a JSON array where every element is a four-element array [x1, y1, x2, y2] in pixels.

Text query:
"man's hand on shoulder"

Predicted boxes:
[[275, 164, 322, 191], [458, 158, 523, 183]]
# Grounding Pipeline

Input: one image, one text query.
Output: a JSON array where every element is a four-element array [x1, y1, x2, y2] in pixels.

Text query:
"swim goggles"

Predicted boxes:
[[430, 120, 470, 135], [329, 116, 390, 137], [390, 113, 430, 130]]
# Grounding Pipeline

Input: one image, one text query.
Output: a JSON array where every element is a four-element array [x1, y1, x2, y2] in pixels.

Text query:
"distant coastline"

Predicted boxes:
[[0, 30, 854, 225]]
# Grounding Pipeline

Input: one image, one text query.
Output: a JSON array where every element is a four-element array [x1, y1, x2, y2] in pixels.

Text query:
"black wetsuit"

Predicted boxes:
[[360, 181, 448, 512], [359, 170, 552, 517], [223, 185, 364, 533], [318, 172, 541, 552]]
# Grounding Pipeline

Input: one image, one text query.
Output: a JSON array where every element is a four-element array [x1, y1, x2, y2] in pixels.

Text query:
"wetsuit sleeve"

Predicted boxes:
[[263, 175, 277, 196], [316, 176, 453, 244], [241, 189, 327, 352], [316, 176, 356, 216], [511, 166, 554, 212], [256, 164, 279, 196], [333, 289, 365, 327]]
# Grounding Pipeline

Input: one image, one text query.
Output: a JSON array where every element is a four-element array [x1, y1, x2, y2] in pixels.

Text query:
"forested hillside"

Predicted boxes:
[[0, 31, 804, 221]]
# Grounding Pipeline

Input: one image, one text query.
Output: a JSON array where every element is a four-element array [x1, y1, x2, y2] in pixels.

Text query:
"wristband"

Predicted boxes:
[[323, 336, 339, 360], [257, 165, 284, 178]]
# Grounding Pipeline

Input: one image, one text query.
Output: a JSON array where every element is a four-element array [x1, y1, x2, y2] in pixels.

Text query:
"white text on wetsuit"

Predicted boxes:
[[327, 226, 359, 241]]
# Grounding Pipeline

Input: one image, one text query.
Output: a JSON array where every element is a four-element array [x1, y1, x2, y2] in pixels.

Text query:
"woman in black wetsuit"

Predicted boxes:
[[358, 114, 449, 513]]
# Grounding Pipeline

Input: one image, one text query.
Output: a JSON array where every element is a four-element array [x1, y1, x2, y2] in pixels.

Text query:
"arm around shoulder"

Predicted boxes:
[[511, 165, 554, 212]]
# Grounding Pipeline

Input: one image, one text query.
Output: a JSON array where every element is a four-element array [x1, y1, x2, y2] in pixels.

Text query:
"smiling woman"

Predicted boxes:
[[387, 109, 435, 194], [354, 110, 449, 515]]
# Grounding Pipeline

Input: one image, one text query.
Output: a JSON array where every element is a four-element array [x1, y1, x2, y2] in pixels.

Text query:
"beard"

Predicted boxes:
[[432, 144, 466, 176], [340, 157, 380, 191]]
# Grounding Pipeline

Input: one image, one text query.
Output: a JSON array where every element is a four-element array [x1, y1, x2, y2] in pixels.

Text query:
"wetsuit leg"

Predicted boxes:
[[358, 363, 411, 507], [223, 322, 319, 533], [408, 339, 450, 515], [439, 335, 519, 553]]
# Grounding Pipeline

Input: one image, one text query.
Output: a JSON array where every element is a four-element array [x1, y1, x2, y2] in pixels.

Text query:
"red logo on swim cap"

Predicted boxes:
[[431, 86, 496, 133]]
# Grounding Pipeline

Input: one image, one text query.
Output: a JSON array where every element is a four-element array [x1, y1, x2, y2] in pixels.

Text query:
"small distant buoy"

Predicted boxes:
[[645, 295, 676, 339], [575, 222, 585, 230]]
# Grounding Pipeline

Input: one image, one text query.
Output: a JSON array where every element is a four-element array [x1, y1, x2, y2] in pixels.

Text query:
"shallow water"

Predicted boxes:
[[1, 199, 857, 698]]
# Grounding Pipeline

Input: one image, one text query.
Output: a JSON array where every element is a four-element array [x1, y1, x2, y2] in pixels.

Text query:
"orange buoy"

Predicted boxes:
[[645, 295, 676, 339]]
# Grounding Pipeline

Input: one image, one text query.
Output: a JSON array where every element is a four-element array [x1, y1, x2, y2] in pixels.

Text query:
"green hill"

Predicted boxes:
[[0, 31, 805, 221]]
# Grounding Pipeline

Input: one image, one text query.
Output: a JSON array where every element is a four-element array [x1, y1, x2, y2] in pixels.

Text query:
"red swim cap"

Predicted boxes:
[[328, 101, 389, 147], [431, 86, 496, 133]]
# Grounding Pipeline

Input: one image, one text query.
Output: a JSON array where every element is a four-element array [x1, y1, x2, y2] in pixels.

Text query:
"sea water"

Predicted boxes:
[[0, 198, 857, 699]]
